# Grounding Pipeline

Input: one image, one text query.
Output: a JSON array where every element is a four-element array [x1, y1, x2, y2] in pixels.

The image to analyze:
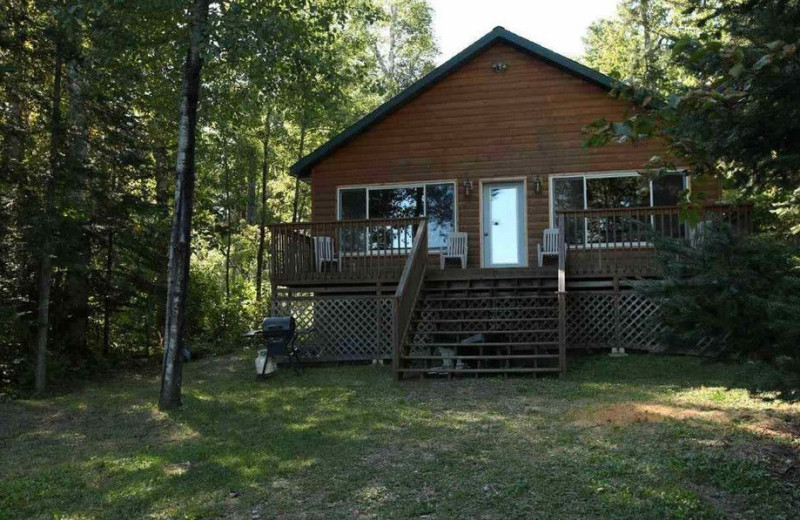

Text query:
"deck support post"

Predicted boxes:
[[392, 297, 402, 381], [612, 277, 623, 356]]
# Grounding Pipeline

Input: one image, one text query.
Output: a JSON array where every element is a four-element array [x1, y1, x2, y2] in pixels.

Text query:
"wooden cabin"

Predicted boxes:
[[268, 27, 752, 378]]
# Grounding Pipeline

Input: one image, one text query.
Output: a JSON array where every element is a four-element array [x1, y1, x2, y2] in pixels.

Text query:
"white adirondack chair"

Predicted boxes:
[[313, 236, 341, 273], [537, 228, 559, 267], [690, 220, 712, 247], [440, 232, 468, 269]]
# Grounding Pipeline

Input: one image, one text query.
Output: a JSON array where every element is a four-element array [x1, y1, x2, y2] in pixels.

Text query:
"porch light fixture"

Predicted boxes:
[[464, 179, 473, 197], [492, 62, 508, 73], [533, 175, 543, 195]]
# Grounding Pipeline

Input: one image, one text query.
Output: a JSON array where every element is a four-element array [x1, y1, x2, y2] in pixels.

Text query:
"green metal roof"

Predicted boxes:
[[290, 26, 618, 178]]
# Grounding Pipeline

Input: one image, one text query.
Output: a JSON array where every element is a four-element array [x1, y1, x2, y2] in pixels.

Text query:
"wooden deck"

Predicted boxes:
[[269, 204, 753, 288], [267, 204, 754, 377]]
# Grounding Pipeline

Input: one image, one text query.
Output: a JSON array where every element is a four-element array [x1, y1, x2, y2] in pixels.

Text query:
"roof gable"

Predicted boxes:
[[291, 26, 617, 178]]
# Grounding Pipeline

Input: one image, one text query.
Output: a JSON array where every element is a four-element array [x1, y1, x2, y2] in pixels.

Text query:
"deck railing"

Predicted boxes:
[[392, 221, 428, 379], [269, 217, 427, 284], [557, 203, 754, 250]]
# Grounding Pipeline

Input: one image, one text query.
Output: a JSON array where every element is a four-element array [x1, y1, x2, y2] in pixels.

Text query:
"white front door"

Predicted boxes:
[[482, 181, 526, 267]]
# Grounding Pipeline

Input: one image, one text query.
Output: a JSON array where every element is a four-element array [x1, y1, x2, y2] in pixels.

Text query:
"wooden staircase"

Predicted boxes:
[[397, 271, 563, 377]]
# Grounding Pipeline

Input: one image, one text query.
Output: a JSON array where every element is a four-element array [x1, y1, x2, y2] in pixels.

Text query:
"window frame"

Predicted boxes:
[[336, 180, 459, 254], [548, 170, 690, 247]]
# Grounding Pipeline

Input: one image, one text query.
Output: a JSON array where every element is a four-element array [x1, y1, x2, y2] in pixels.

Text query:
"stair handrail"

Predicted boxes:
[[557, 215, 567, 376], [392, 219, 428, 379]]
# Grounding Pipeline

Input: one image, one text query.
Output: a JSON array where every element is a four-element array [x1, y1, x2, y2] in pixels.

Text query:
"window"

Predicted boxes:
[[425, 184, 456, 249], [652, 174, 684, 206], [552, 176, 585, 245], [337, 182, 456, 251], [551, 172, 687, 245], [586, 176, 649, 209], [339, 188, 367, 252], [339, 189, 366, 220]]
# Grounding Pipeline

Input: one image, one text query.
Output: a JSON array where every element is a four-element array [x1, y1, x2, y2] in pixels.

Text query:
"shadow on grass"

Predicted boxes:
[[1, 353, 798, 519]]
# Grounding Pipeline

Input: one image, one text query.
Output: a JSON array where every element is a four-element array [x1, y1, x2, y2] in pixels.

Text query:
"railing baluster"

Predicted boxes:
[[555, 204, 752, 253]]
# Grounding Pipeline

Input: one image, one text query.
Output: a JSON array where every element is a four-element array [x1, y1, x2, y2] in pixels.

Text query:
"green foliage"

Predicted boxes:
[[582, 0, 800, 234], [639, 222, 800, 388], [364, 0, 438, 96], [0, 0, 438, 393], [582, 0, 700, 93], [187, 237, 262, 350]]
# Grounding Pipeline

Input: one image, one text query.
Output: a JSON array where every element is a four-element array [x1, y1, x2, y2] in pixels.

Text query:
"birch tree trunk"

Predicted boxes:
[[159, 0, 210, 410], [640, 0, 653, 90], [221, 132, 232, 335], [255, 109, 271, 302], [63, 29, 91, 361], [221, 132, 232, 304], [102, 226, 114, 356], [35, 50, 64, 395], [246, 167, 257, 226]]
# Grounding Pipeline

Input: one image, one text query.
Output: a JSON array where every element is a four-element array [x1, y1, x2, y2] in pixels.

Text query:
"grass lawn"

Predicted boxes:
[[1, 354, 799, 519]]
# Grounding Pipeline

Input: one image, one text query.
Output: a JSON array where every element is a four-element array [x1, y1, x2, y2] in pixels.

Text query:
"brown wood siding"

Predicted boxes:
[[310, 42, 721, 268]]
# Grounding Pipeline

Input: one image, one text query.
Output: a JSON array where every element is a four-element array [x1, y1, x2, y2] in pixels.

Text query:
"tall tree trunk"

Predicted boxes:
[[641, 0, 652, 90], [159, 0, 210, 411], [291, 119, 307, 223], [246, 167, 257, 226], [221, 133, 232, 305], [35, 50, 64, 395], [1, 0, 27, 178], [63, 34, 91, 361], [2, 93, 24, 181], [225, 226, 231, 301], [255, 109, 271, 302], [102, 227, 114, 356]]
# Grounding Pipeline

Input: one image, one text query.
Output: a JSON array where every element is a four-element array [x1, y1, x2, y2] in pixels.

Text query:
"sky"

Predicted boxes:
[[428, 0, 620, 64]]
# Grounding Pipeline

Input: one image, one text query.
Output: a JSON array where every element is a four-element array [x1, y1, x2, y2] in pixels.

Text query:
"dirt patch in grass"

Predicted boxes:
[[574, 402, 800, 440], [575, 401, 800, 488], [572, 403, 731, 427], [734, 435, 800, 487], [686, 482, 750, 519], [359, 446, 402, 469]]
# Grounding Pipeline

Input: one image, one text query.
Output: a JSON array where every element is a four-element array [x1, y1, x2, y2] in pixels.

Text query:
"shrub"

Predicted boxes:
[[639, 223, 800, 367]]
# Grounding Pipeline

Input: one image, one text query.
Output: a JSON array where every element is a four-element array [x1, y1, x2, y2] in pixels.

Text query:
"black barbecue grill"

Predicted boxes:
[[262, 316, 295, 357], [244, 316, 314, 378]]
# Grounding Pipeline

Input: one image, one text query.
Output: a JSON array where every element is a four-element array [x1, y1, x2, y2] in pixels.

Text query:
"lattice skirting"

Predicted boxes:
[[271, 291, 668, 363], [567, 291, 666, 350], [271, 296, 394, 361]]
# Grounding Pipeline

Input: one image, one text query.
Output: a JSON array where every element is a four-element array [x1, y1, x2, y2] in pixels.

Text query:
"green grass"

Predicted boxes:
[[1, 354, 798, 519]]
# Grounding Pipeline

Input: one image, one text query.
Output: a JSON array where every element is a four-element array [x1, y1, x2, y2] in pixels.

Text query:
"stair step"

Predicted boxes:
[[407, 341, 558, 347], [397, 367, 561, 374], [422, 286, 556, 293], [422, 295, 557, 302], [414, 329, 557, 335], [412, 318, 557, 324], [418, 306, 557, 312], [402, 354, 559, 360], [426, 271, 557, 282]]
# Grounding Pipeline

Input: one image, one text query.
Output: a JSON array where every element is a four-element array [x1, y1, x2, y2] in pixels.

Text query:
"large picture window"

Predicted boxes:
[[551, 172, 688, 245], [338, 182, 456, 252]]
